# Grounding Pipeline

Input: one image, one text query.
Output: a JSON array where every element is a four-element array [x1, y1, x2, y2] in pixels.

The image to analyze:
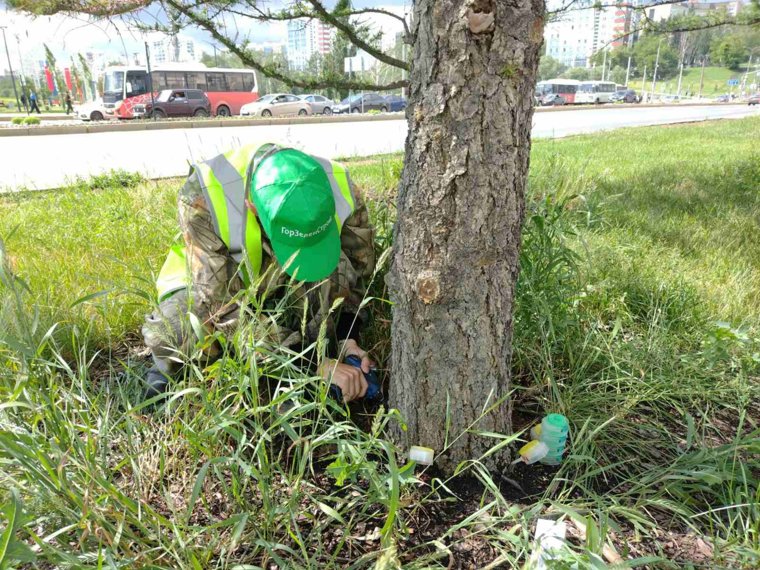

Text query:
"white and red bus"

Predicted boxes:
[[102, 63, 258, 118], [535, 79, 580, 105], [575, 81, 617, 104]]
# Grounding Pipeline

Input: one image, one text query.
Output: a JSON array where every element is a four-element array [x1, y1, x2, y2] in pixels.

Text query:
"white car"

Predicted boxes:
[[75, 98, 109, 121], [240, 93, 312, 117]]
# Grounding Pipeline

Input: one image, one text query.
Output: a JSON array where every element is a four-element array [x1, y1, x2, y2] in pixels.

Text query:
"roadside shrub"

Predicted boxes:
[[11, 117, 24, 125], [22, 117, 40, 126], [74, 169, 146, 191]]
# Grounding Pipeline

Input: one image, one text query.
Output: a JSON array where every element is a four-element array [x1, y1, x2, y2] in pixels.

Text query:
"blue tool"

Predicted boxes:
[[329, 355, 382, 402]]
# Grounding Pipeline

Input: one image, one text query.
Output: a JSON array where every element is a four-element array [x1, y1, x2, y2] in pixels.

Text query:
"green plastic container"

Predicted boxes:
[[539, 414, 569, 465]]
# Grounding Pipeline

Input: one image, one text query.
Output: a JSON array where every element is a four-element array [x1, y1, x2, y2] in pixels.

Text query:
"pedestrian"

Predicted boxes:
[[141, 143, 378, 404], [20, 92, 28, 112], [28, 91, 41, 114], [64, 92, 74, 114]]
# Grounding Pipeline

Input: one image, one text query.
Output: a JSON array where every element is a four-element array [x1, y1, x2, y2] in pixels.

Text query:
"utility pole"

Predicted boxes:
[[641, 64, 647, 102], [601, 49, 607, 82], [361, 55, 365, 113], [676, 61, 684, 98], [15, 33, 28, 113], [625, 55, 632, 87], [401, 41, 407, 99], [0, 26, 22, 113], [676, 34, 687, 98], [144, 42, 156, 121], [609, 55, 613, 83], [651, 39, 661, 101], [741, 49, 757, 94], [698, 57, 706, 99]]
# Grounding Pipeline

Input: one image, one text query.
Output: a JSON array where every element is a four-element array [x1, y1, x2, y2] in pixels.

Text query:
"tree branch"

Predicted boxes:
[[163, 0, 407, 91], [549, 0, 692, 16], [6, 0, 152, 16], [304, 0, 409, 70], [343, 7, 411, 41]]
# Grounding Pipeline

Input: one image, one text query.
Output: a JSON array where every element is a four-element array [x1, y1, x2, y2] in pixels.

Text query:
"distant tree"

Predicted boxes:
[[610, 65, 627, 85], [632, 35, 679, 79], [78, 54, 94, 100], [538, 55, 567, 81], [200, 50, 244, 69], [710, 34, 749, 69], [565, 66, 590, 80], [590, 46, 632, 70]]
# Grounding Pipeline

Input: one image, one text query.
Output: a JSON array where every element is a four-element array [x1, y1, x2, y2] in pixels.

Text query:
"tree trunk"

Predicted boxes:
[[389, 0, 544, 473]]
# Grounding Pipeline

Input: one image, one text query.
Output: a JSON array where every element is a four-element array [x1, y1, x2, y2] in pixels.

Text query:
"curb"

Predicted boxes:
[[0, 111, 406, 138]]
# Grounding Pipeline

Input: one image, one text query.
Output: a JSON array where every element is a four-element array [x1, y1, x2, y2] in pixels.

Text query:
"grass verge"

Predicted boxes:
[[1, 118, 759, 568]]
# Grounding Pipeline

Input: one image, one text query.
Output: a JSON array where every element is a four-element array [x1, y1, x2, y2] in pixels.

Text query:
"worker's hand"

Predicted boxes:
[[320, 358, 368, 402], [342, 339, 375, 374]]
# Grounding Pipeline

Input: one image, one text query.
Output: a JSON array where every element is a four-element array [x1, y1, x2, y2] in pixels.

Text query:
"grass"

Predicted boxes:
[[658, 65, 754, 96], [1, 117, 759, 568]]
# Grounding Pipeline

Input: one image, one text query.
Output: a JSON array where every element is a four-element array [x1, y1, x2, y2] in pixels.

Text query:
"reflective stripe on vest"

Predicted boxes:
[[155, 144, 356, 301], [311, 155, 356, 230]]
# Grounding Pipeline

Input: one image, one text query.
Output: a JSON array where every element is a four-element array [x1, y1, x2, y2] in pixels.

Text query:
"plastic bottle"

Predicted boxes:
[[538, 413, 569, 465], [513, 440, 549, 465], [328, 355, 382, 401]]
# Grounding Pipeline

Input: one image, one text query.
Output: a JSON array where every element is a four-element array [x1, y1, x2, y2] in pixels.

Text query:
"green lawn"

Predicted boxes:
[[1, 118, 759, 568], [660, 65, 752, 95]]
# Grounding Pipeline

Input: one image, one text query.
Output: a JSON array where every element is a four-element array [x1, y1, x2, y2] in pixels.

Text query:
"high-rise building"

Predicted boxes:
[[544, 1, 632, 67], [287, 19, 334, 71], [646, 0, 744, 21], [148, 33, 199, 64]]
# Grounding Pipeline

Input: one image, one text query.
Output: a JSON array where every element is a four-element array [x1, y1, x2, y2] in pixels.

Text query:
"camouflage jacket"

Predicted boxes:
[[177, 163, 376, 349]]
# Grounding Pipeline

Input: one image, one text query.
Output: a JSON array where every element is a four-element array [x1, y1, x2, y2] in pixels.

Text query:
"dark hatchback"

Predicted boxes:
[[610, 89, 638, 103], [332, 93, 389, 114], [137, 89, 211, 118], [385, 94, 407, 112]]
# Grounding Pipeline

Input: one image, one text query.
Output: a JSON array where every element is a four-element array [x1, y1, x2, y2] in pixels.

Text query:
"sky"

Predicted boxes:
[[0, 1, 410, 73]]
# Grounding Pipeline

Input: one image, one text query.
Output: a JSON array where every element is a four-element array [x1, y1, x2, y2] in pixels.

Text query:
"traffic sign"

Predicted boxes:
[[727, 79, 739, 86]]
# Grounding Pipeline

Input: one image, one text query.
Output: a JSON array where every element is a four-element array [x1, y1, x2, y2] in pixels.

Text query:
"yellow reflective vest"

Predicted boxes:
[[156, 143, 357, 301]]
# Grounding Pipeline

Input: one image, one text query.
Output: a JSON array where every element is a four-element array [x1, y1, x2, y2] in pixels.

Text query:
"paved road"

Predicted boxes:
[[1, 104, 757, 191]]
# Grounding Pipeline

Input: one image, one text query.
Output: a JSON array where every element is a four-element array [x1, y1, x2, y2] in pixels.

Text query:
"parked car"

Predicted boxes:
[[385, 94, 407, 112], [332, 93, 389, 114], [748, 93, 759, 106], [240, 93, 312, 117], [661, 95, 681, 104], [75, 98, 109, 121], [134, 89, 211, 119], [299, 94, 334, 115], [715, 94, 731, 103], [541, 93, 567, 106], [610, 89, 638, 103]]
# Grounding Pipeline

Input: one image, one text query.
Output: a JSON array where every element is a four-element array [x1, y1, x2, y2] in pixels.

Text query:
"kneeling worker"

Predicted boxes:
[[142, 143, 377, 402]]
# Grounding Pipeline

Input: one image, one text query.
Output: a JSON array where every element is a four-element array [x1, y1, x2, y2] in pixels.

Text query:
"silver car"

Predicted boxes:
[[299, 94, 335, 115], [240, 93, 312, 117]]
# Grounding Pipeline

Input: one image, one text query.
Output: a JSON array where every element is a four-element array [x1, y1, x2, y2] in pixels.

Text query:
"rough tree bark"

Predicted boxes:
[[389, 0, 545, 473]]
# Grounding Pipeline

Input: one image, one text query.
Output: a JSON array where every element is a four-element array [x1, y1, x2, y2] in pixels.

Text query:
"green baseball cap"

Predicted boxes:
[[250, 148, 340, 282]]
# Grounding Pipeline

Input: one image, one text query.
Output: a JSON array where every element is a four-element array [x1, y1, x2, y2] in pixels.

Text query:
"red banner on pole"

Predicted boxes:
[[64, 68, 73, 92], [45, 66, 54, 92]]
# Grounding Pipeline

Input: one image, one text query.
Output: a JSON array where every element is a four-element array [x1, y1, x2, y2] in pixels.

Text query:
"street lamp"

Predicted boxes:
[[15, 33, 29, 114], [0, 26, 22, 113]]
